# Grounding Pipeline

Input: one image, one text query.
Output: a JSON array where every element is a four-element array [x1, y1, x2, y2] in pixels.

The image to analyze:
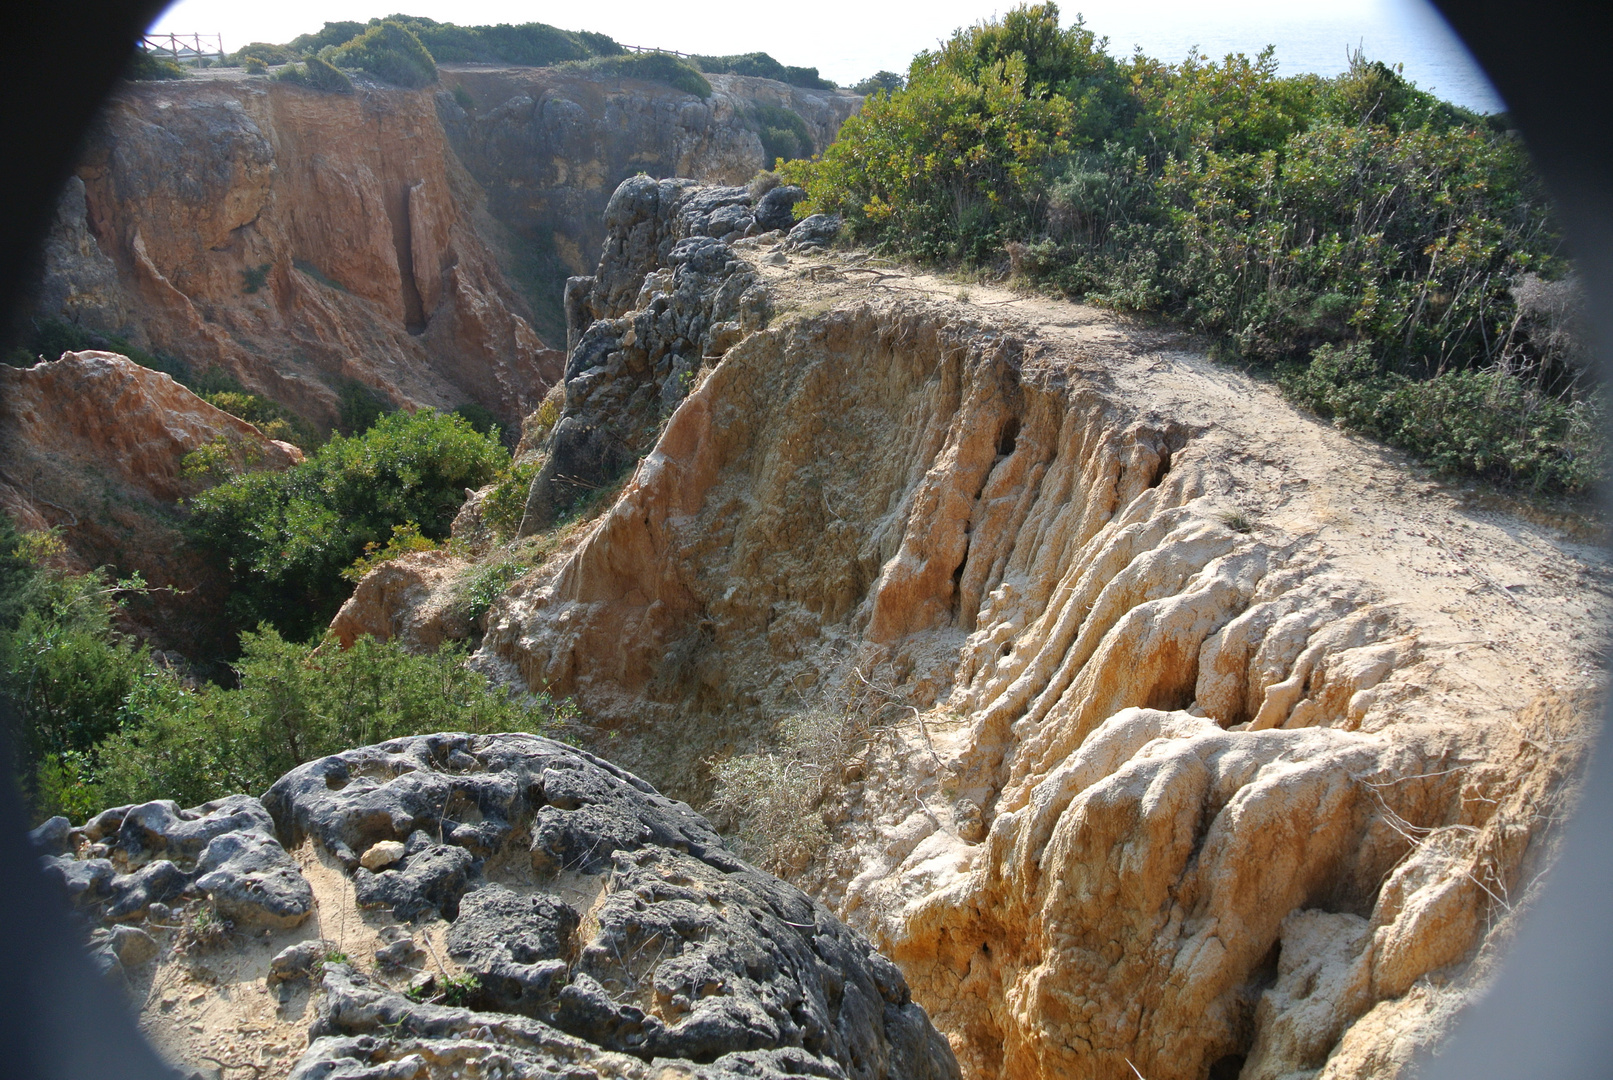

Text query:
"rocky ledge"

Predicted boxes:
[[33, 732, 957, 1080]]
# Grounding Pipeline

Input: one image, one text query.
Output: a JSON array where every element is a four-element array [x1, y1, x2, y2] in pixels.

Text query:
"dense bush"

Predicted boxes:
[[273, 16, 622, 70], [782, 3, 1596, 494], [570, 52, 711, 98], [750, 103, 813, 167], [332, 21, 438, 88], [188, 410, 508, 641], [95, 628, 567, 808], [0, 517, 156, 819], [692, 52, 835, 90], [852, 71, 905, 96], [229, 42, 295, 67], [1, 511, 572, 820], [283, 22, 367, 57], [275, 56, 355, 93]]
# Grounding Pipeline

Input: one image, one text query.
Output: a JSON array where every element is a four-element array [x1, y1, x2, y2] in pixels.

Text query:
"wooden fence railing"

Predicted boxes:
[[139, 33, 225, 64]]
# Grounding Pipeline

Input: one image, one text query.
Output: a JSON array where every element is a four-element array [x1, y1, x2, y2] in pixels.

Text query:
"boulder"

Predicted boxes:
[[193, 829, 314, 929], [264, 732, 958, 1080], [753, 184, 805, 232], [783, 212, 841, 252]]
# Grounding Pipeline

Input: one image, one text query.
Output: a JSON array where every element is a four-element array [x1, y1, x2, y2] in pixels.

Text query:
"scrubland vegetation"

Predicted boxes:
[[782, 3, 1599, 495], [0, 396, 593, 820]]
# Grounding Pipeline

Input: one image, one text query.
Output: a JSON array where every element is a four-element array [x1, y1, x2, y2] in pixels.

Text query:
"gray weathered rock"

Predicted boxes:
[[264, 732, 957, 1080], [783, 213, 841, 252], [268, 939, 336, 987], [28, 815, 73, 855], [353, 838, 478, 922], [754, 184, 805, 232], [447, 884, 578, 1015], [112, 794, 277, 862], [41, 855, 116, 909], [194, 829, 314, 928], [516, 180, 774, 535], [104, 858, 188, 921]]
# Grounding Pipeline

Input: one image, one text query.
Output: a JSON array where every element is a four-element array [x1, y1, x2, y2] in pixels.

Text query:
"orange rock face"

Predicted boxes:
[[470, 285, 1605, 1080], [54, 77, 562, 428], [0, 351, 298, 649]]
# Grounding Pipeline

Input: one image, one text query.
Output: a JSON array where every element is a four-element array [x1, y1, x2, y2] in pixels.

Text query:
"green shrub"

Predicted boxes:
[[0, 530, 157, 819], [231, 42, 295, 66], [452, 402, 498, 437], [481, 460, 541, 540], [336, 377, 394, 435], [853, 71, 905, 96], [452, 556, 530, 627], [782, 2, 1593, 494], [243, 57, 269, 75], [1282, 343, 1605, 493], [284, 22, 366, 56], [241, 263, 271, 294], [692, 52, 835, 90], [94, 628, 571, 808], [342, 521, 440, 582], [203, 390, 318, 449], [275, 56, 354, 93], [126, 51, 188, 81], [332, 21, 438, 88], [750, 104, 813, 167], [187, 410, 508, 642], [573, 53, 711, 99]]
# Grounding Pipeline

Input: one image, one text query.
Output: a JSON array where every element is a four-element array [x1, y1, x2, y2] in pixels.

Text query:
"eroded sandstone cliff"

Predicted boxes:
[[429, 180, 1608, 1080], [35, 74, 562, 429], [0, 350, 300, 649], [30, 67, 860, 431]]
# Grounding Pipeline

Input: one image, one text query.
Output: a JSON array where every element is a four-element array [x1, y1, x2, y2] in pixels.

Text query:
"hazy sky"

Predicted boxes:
[[147, 0, 1504, 111]]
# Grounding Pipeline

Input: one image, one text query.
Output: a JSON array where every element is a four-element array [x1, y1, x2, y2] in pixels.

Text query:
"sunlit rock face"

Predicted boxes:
[[464, 182, 1603, 1080]]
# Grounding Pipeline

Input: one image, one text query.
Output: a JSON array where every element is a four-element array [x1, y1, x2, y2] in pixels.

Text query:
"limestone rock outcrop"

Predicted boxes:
[[467, 188, 1604, 1080], [42, 733, 957, 1080], [0, 350, 300, 647], [36, 792, 314, 969], [328, 549, 474, 651]]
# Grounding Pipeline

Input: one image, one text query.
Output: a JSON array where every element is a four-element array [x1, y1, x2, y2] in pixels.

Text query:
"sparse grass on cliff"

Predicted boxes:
[[570, 52, 711, 99], [707, 664, 907, 874]]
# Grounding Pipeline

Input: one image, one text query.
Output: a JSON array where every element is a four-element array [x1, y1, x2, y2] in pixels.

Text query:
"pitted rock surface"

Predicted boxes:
[[263, 732, 956, 1079], [42, 792, 312, 928]]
